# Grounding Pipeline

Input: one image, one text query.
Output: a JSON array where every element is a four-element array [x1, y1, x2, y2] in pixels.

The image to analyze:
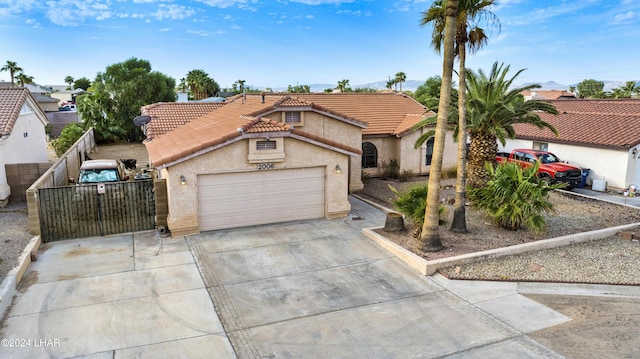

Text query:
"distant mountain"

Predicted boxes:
[[256, 79, 638, 94], [520, 81, 569, 90]]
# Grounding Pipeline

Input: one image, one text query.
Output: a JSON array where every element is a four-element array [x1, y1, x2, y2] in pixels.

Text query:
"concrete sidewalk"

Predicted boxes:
[[2, 196, 636, 358]]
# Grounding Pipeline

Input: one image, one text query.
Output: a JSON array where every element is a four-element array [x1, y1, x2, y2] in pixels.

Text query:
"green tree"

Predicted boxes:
[[386, 79, 395, 90], [78, 57, 176, 142], [611, 81, 640, 98], [288, 84, 311, 93], [576, 79, 605, 98], [337, 79, 350, 92], [417, 0, 459, 252], [1, 61, 23, 87], [64, 75, 74, 90], [73, 77, 91, 91], [413, 75, 460, 111], [186, 69, 219, 100], [15, 72, 34, 87], [394, 72, 407, 92], [51, 123, 86, 156], [390, 184, 445, 238], [465, 62, 559, 188], [235, 79, 246, 93], [420, 0, 499, 234], [468, 161, 564, 233]]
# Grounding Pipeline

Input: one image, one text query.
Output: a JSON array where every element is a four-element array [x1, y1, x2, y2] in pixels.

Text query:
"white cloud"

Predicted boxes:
[[44, 0, 114, 26], [613, 11, 635, 24], [193, 0, 254, 9], [287, 0, 357, 4], [25, 18, 41, 28], [150, 4, 197, 20]]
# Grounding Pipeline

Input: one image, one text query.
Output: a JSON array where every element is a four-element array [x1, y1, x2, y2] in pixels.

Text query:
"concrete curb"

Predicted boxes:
[[0, 235, 41, 319], [363, 223, 640, 276]]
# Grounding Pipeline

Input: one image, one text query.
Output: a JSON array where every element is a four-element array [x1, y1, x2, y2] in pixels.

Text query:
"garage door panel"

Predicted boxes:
[[198, 167, 325, 231]]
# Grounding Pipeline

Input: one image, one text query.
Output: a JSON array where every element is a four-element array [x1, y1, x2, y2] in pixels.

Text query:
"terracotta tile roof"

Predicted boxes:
[[513, 99, 640, 149], [273, 92, 433, 136], [145, 92, 429, 166], [141, 102, 226, 140], [0, 88, 30, 136]]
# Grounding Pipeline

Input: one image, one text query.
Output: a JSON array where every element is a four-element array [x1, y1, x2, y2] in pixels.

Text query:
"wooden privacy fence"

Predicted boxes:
[[38, 180, 156, 242]]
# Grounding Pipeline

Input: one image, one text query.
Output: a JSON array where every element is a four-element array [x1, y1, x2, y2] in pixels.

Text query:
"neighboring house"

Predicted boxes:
[[0, 88, 50, 205], [501, 99, 640, 190], [521, 90, 576, 101], [143, 92, 453, 236], [32, 93, 60, 112], [49, 88, 87, 105]]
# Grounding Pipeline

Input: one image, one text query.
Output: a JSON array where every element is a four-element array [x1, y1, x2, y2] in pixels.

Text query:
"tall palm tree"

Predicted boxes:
[[465, 62, 560, 188], [395, 72, 407, 92], [237, 79, 246, 92], [15, 72, 34, 87], [186, 69, 219, 100], [1, 61, 23, 87], [418, 0, 458, 252], [337, 79, 349, 92], [419, 0, 500, 233], [64, 75, 74, 90]]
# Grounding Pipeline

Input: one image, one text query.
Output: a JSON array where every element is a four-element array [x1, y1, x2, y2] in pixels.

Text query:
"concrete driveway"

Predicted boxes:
[[1, 197, 568, 358]]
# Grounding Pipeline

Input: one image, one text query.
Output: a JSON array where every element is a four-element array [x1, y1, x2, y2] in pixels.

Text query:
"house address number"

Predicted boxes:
[[258, 163, 275, 170]]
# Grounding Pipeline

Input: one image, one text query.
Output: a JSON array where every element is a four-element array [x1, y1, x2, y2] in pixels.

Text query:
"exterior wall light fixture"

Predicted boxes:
[[335, 165, 342, 174], [180, 175, 186, 185]]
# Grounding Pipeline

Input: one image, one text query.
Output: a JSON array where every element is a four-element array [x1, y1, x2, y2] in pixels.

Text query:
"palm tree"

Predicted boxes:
[[337, 79, 349, 92], [418, 0, 459, 252], [237, 79, 246, 93], [64, 75, 74, 90], [15, 72, 34, 87], [420, 0, 500, 233], [465, 62, 560, 188], [178, 77, 187, 92], [386, 79, 395, 90], [1, 61, 23, 87], [186, 69, 219, 100], [611, 81, 640, 98], [394, 72, 407, 92]]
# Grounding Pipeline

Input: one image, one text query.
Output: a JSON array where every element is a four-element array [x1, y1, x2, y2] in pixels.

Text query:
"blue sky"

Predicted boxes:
[[0, 0, 638, 89]]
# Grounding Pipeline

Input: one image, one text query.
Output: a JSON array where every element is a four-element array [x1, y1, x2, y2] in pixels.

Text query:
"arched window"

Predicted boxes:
[[425, 137, 435, 165], [362, 142, 378, 168]]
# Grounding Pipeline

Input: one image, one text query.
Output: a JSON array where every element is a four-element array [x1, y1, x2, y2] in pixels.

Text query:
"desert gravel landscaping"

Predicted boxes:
[[356, 176, 640, 285]]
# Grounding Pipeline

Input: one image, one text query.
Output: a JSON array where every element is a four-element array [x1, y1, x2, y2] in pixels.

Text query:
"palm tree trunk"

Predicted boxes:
[[450, 43, 468, 233], [420, 0, 458, 252], [467, 131, 498, 188]]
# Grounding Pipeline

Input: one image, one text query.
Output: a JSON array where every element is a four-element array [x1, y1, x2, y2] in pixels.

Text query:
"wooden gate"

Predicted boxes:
[[38, 180, 156, 242]]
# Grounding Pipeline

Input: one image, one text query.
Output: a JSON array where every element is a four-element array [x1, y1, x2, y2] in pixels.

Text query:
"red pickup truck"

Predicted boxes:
[[496, 149, 583, 188]]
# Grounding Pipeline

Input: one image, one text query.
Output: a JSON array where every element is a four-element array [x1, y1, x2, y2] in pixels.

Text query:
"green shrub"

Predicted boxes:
[[468, 161, 565, 233], [398, 169, 415, 182], [379, 159, 400, 179], [390, 184, 446, 235], [51, 123, 86, 156]]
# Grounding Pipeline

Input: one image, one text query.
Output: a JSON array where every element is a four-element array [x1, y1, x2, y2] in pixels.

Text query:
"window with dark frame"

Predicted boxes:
[[362, 142, 378, 168], [425, 137, 435, 165], [284, 112, 301, 123], [256, 140, 277, 150]]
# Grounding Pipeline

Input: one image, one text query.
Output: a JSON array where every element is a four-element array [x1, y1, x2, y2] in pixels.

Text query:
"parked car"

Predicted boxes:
[[69, 159, 129, 185], [496, 149, 583, 188], [59, 104, 77, 112]]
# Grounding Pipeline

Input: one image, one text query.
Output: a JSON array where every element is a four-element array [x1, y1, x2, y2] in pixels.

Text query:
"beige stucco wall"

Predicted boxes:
[[501, 139, 629, 190], [264, 110, 364, 191], [163, 137, 351, 236], [362, 130, 458, 178]]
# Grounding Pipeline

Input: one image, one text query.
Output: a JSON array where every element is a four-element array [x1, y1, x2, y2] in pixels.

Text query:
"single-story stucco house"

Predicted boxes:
[[0, 88, 50, 205], [143, 92, 456, 236], [502, 98, 640, 190]]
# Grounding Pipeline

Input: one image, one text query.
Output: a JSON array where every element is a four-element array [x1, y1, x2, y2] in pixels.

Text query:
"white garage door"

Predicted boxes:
[[198, 167, 325, 231]]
